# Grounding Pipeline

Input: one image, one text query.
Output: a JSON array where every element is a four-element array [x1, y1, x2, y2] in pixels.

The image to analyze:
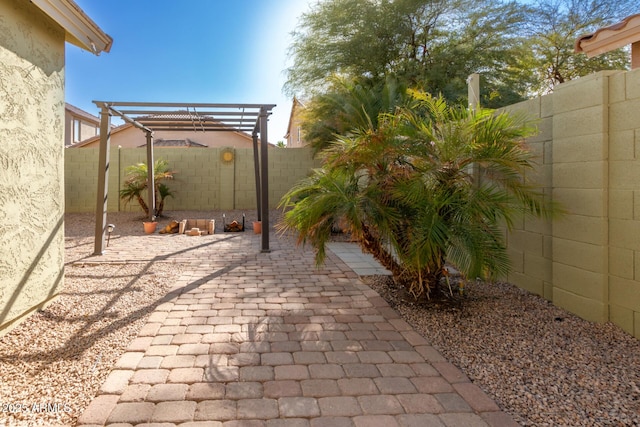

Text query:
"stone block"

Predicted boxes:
[[609, 130, 635, 160], [610, 160, 640, 189], [507, 271, 544, 296], [553, 214, 606, 246], [553, 161, 606, 189], [524, 253, 552, 282], [552, 238, 607, 273], [609, 304, 635, 336], [553, 106, 607, 140], [625, 67, 640, 100], [553, 72, 609, 114], [553, 133, 608, 162], [610, 98, 640, 131], [610, 219, 640, 251], [609, 276, 640, 310], [507, 229, 543, 254], [609, 246, 634, 280], [552, 262, 606, 301], [552, 287, 607, 323], [609, 71, 627, 104], [609, 190, 633, 219]]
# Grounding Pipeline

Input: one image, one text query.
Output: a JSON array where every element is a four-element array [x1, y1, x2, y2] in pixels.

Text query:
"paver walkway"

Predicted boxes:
[[77, 230, 517, 427]]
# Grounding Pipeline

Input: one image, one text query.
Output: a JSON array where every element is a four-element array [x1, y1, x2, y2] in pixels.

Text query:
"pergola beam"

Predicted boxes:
[[91, 100, 275, 255], [118, 110, 261, 117]]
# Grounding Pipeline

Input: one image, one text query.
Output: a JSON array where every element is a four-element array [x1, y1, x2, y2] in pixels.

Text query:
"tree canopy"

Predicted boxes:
[[286, 0, 636, 107]]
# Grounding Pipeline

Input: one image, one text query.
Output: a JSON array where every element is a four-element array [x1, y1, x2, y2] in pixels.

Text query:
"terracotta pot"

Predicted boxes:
[[253, 221, 262, 234], [143, 221, 157, 234]]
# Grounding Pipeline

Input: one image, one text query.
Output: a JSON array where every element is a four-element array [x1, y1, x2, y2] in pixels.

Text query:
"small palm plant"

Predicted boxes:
[[279, 89, 559, 299], [119, 159, 176, 217]]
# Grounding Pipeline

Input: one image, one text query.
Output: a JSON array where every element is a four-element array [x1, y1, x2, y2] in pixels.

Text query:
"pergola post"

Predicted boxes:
[[259, 107, 270, 252], [145, 131, 155, 221], [93, 105, 111, 255], [252, 131, 262, 222]]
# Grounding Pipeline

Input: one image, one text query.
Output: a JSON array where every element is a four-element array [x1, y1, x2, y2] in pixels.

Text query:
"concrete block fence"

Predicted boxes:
[[505, 69, 640, 339], [64, 147, 321, 213]]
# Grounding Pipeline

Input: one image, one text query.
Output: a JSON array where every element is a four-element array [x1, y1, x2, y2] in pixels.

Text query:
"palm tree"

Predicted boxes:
[[119, 160, 176, 217], [279, 90, 558, 299], [302, 75, 409, 155]]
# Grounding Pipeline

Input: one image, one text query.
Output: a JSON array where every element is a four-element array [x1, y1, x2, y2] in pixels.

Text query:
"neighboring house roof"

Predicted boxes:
[[65, 102, 100, 123], [137, 138, 208, 148], [575, 13, 640, 59], [31, 0, 112, 55]]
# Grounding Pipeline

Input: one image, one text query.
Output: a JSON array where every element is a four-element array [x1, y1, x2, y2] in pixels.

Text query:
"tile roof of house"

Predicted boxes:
[[575, 13, 640, 57], [136, 138, 208, 148]]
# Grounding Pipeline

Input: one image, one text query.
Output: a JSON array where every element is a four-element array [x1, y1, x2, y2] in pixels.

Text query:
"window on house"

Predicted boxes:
[[73, 119, 81, 143]]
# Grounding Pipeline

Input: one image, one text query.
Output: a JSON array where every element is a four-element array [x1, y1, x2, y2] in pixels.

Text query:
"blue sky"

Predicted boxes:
[[66, 1, 312, 142]]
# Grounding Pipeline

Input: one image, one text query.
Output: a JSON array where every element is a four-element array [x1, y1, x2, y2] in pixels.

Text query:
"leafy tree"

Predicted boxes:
[[302, 76, 410, 154], [287, 0, 635, 107], [524, 0, 636, 95], [119, 160, 176, 217], [279, 89, 558, 298], [287, 0, 530, 105]]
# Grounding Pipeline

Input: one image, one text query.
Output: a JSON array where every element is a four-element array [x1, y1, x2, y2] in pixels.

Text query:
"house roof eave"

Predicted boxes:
[[575, 13, 640, 58], [31, 0, 113, 55]]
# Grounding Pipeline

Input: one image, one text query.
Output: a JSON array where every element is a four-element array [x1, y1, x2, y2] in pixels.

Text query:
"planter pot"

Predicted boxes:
[[253, 221, 262, 234], [143, 221, 158, 234]]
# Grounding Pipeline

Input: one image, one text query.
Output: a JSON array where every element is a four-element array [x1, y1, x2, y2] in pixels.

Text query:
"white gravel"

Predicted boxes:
[[0, 212, 187, 427], [365, 275, 640, 426]]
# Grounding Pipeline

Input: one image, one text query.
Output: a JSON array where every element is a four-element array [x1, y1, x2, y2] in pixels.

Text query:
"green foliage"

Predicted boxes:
[[302, 76, 410, 154], [287, 0, 635, 105], [119, 159, 176, 217], [279, 88, 560, 299], [523, 0, 635, 95]]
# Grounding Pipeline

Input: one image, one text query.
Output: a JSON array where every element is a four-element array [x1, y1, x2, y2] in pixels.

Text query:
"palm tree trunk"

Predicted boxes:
[[136, 195, 149, 216], [359, 224, 403, 277]]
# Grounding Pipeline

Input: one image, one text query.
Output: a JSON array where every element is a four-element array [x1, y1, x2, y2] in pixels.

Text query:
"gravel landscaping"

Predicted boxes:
[[0, 210, 638, 426], [365, 275, 640, 426]]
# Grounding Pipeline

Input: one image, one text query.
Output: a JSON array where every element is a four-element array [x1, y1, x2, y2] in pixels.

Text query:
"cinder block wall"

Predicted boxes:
[[504, 96, 554, 300], [504, 70, 640, 338], [65, 147, 320, 213], [607, 69, 640, 336]]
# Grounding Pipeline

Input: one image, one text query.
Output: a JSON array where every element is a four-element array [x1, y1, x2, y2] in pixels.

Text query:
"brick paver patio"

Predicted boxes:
[[76, 229, 517, 427]]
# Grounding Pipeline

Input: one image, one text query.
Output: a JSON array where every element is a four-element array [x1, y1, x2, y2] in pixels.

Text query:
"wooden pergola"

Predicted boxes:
[[91, 101, 276, 255]]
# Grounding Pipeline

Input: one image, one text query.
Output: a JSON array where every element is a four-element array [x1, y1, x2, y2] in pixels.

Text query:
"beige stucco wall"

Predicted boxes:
[[0, 0, 66, 333], [79, 125, 256, 148]]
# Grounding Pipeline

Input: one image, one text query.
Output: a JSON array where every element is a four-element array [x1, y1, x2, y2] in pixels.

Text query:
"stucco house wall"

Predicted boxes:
[[0, 0, 66, 334], [0, 0, 110, 335]]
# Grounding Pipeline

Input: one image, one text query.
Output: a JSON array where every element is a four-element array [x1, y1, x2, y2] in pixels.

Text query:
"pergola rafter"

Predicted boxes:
[[92, 101, 275, 256]]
